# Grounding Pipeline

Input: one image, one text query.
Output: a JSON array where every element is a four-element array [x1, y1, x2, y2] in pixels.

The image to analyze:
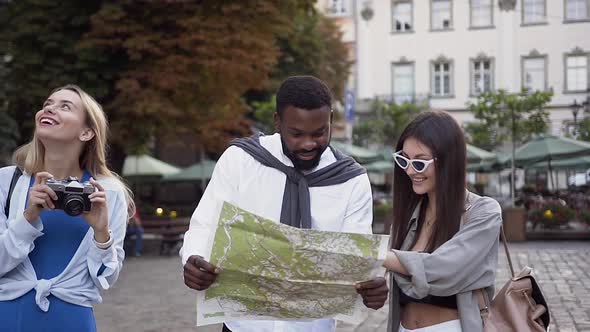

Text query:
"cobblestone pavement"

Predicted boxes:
[[95, 241, 590, 332]]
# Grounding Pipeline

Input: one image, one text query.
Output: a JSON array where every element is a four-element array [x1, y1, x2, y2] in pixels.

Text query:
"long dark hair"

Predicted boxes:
[[391, 111, 466, 251]]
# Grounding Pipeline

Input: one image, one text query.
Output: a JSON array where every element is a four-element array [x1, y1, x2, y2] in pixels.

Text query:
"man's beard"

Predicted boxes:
[[281, 137, 329, 171]]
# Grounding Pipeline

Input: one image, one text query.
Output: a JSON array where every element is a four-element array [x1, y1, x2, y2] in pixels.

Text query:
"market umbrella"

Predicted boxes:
[[122, 154, 181, 204], [528, 155, 590, 170], [364, 160, 393, 173], [466, 144, 497, 163], [122, 154, 181, 177], [503, 135, 590, 189], [511, 135, 590, 165], [466, 160, 501, 173], [331, 141, 382, 164], [466, 144, 498, 175], [162, 159, 217, 182]]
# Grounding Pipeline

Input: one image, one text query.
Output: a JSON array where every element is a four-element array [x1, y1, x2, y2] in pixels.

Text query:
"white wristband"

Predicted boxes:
[[93, 229, 113, 250]]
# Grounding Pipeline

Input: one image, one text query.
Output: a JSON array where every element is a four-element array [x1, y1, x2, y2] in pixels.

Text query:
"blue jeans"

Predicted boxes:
[[126, 224, 144, 255]]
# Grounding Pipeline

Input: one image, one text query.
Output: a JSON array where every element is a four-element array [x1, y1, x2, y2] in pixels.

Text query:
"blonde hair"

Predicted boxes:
[[13, 84, 135, 218]]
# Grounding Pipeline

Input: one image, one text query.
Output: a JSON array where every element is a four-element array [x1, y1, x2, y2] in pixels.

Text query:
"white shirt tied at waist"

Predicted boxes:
[[0, 166, 128, 311], [34, 278, 53, 311], [180, 133, 375, 332]]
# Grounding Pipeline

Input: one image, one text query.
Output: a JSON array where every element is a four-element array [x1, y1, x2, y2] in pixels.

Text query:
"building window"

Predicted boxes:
[[431, 60, 453, 97], [522, 57, 547, 91], [392, 1, 413, 32], [329, 0, 347, 15], [471, 58, 494, 95], [566, 54, 589, 92], [522, 0, 546, 24], [565, 0, 590, 21], [431, 0, 452, 30], [470, 0, 493, 27], [392, 62, 415, 104]]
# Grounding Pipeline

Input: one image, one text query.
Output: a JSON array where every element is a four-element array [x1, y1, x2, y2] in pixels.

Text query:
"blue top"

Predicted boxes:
[[0, 171, 97, 332], [29, 172, 92, 279], [0, 167, 128, 329]]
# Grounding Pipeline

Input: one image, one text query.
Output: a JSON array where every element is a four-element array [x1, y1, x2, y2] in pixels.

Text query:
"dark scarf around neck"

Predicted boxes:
[[229, 134, 366, 229]]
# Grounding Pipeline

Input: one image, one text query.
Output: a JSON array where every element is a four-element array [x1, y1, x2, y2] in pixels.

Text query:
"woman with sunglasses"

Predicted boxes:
[[381, 111, 502, 332]]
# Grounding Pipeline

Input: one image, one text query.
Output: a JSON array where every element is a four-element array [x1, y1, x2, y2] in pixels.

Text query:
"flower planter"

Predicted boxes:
[[529, 203, 574, 230]]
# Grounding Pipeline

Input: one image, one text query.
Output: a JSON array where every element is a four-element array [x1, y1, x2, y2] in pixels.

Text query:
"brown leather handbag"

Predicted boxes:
[[476, 227, 550, 332]]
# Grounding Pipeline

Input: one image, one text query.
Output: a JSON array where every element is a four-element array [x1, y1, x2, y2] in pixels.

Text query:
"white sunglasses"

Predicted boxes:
[[393, 151, 435, 173]]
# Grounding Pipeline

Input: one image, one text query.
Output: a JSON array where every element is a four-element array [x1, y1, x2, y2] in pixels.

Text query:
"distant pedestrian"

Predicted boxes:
[[126, 207, 144, 256]]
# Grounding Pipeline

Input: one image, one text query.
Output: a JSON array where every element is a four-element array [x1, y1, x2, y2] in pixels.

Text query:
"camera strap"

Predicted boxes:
[[5, 167, 23, 218]]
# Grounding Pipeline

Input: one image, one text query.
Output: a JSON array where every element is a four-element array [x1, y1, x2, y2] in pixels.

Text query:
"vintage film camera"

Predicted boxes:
[[46, 177, 95, 216]]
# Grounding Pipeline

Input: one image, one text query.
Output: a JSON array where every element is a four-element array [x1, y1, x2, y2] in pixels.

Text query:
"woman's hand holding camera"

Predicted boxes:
[[24, 172, 57, 223], [84, 178, 110, 243], [24, 173, 110, 244]]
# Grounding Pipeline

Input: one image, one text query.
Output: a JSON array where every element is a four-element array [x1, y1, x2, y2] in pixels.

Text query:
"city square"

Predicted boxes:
[[2, 1, 590, 331], [95, 241, 590, 332]]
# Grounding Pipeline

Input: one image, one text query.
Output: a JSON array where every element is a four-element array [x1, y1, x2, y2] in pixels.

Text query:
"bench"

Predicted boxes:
[[127, 218, 190, 255]]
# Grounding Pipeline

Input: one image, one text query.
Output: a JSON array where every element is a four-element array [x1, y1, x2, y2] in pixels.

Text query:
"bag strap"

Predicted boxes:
[[463, 197, 516, 278], [5, 167, 23, 217], [499, 225, 516, 278], [477, 225, 516, 314], [463, 195, 518, 318], [476, 289, 490, 321]]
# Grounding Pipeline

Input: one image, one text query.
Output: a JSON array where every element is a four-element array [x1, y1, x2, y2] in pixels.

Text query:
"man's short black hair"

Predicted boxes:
[[276, 75, 332, 117]]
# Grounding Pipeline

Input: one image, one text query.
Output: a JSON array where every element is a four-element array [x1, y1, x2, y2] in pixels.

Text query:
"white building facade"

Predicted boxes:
[[317, 0, 359, 140], [317, 0, 357, 92], [348, 0, 590, 135]]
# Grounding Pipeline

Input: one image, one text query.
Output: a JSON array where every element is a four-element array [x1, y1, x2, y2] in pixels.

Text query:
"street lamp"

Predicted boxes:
[[570, 99, 582, 137], [360, 1, 374, 21]]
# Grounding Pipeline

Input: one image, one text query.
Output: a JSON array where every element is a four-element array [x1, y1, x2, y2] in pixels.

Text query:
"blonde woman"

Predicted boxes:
[[0, 85, 134, 331]]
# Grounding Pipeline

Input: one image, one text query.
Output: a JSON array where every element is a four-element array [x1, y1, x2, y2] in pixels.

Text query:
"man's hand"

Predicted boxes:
[[355, 277, 389, 310], [183, 255, 220, 291]]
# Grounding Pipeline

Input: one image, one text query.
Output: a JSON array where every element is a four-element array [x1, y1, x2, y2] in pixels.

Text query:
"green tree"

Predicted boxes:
[[353, 100, 425, 147], [250, 9, 351, 133], [463, 122, 497, 152], [252, 97, 277, 135], [0, 0, 110, 146], [0, 40, 19, 165], [466, 88, 553, 203], [269, 10, 352, 101], [466, 89, 553, 150], [83, 1, 313, 156], [577, 117, 590, 142], [0, 111, 19, 165], [352, 121, 374, 147], [1, 0, 314, 171]]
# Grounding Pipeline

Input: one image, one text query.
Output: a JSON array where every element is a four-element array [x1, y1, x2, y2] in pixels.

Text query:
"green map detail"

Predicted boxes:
[[205, 202, 386, 319]]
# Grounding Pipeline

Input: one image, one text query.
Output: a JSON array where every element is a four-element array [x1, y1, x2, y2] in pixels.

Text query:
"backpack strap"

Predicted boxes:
[[5, 167, 23, 217]]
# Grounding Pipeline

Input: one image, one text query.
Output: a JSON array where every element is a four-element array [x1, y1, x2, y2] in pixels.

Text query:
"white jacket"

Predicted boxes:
[[0, 166, 128, 312]]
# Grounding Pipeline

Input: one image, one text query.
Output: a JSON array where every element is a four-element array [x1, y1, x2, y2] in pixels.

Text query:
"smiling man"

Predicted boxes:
[[181, 76, 388, 332], [274, 78, 332, 172]]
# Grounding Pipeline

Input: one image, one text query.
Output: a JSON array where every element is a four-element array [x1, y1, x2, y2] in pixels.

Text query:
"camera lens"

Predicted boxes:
[[64, 194, 84, 216]]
